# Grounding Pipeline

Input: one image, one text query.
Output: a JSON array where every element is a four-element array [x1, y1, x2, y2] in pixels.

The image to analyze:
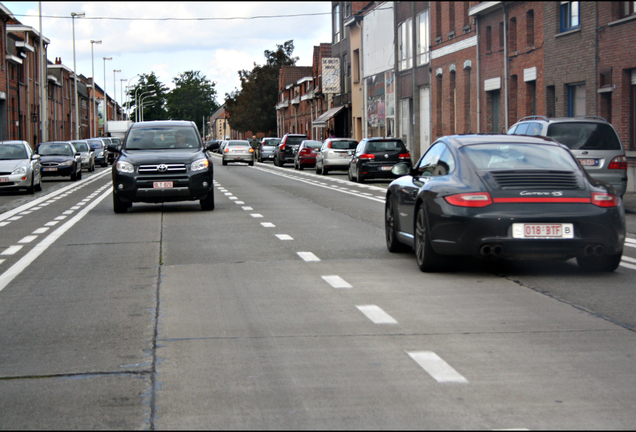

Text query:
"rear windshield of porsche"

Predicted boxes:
[[461, 143, 581, 171]]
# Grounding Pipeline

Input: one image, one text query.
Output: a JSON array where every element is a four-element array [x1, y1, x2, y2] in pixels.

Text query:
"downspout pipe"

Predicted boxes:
[[475, 16, 481, 133], [503, 2, 509, 132]]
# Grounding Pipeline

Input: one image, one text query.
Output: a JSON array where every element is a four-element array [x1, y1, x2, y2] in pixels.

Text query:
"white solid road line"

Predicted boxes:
[[0, 188, 112, 293], [321, 275, 352, 289], [406, 351, 469, 384], [356, 305, 398, 324]]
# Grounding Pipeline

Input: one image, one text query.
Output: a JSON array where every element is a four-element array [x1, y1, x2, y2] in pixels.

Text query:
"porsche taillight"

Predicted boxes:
[[591, 192, 619, 208], [444, 192, 493, 207]]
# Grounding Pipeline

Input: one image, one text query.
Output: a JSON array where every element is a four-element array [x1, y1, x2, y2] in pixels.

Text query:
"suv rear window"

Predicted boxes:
[[330, 140, 357, 150], [546, 123, 621, 150]]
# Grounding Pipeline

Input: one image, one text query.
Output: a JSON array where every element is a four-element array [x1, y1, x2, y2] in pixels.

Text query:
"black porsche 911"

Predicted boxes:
[[384, 134, 626, 272]]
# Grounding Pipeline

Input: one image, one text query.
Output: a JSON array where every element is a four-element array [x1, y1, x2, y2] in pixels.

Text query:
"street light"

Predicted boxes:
[[90, 39, 102, 137], [120, 79, 127, 119], [135, 85, 155, 122], [113, 69, 121, 119], [124, 74, 142, 120], [103, 57, 112, 125], [71, 12, 85, 139], [139, 91, 156, 122]]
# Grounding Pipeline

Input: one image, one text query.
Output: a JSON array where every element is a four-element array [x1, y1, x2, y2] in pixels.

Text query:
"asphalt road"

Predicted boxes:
[[1, 159, 635, 429]]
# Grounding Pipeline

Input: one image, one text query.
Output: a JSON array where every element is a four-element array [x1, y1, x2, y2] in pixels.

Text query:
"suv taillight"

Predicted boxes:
[[280, 143, 286, 150], [608, 156, 627, 170]]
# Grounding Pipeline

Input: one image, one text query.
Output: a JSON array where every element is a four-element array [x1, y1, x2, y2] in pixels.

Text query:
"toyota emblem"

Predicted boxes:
[[157, 164, 168, 172]]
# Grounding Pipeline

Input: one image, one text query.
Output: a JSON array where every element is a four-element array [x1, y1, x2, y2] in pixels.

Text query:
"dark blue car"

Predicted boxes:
[[37, 141, 82, 181]]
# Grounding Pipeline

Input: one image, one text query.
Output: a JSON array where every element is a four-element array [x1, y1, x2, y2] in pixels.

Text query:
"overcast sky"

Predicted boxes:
[[3, 1, 332, 107]]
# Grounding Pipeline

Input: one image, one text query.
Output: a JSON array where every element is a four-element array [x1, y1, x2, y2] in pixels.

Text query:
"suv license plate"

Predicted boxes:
[[578, 158, 599, 167], [153, 181, 173, 189], [512, 223, 574, 239]]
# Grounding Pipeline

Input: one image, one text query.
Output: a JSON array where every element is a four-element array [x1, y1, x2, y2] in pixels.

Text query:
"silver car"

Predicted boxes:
[[222, 140, 254, 166], [315, 138, 358, 175], [507, 116, 627, 196], [259, 137, 280, 162], [0, 140, 42, 194], [70, 140, 95, 172]]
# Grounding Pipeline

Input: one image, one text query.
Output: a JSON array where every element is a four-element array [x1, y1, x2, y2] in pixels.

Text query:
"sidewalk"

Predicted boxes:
[[624, 192, 636, 214]]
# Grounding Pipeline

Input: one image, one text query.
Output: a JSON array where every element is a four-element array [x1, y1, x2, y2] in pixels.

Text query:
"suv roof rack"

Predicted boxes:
[[517, 115, 549, 122], [583, 116, 608, 122]]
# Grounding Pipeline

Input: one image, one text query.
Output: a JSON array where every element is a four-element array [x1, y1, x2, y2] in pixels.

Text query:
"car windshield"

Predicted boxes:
[[0, 144, 28, 160], [365, 140, 406, 152], [286, 136, 306, 145], [72, 141, 89, 152], [461, 143, 581, 171], [39, 144, 73, 156], [303, 141, 323, 148], [125, 127, 199, 150], [228, 141, 249, 146], [87, 140, 103, 150], [546, 122, 622, 150], [263, 139, 281, 147], [330, 140, 358, 150]]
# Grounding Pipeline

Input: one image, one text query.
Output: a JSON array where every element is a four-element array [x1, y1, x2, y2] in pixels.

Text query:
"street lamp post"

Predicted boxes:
[[120, 79, 127, 119], [103, 57, 112, 129], [90, 40, 102, 137], [135, 85, 155, 122], [71, 12, 85, 140], [113, 69, 121, 119], [139, 91, 156, 122]]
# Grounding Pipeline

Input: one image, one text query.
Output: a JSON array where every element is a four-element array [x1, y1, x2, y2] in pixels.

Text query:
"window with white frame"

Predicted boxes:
[[398, 18, 413, 71], [416, 10, 430, 65], [560, 1, 580, 32], [620, 1, 636, 17]]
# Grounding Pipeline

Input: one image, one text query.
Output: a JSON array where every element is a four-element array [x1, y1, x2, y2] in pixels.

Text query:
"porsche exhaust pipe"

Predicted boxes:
[[583, 245, 605, 256], [480, 245, 502, 256]]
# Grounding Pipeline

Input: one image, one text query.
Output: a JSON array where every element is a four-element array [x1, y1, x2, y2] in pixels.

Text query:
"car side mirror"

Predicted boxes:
[[75, 152, 81, 157], [107, 144, 119, 152], [391, 162, 411, 177], [32, 154, 40, 160], [206, 142, 220, 151]]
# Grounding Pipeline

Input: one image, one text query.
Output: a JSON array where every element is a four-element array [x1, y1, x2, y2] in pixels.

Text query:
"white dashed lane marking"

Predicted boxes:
[[297, 252, 320, 262], [321, 275, 352, 289], [407, 351, 469, 384], [356, 305, 398, 324]]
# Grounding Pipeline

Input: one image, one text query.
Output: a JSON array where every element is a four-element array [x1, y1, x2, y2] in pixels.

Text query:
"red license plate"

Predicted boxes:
[[153, 181, 173, 189], [0, 177, 8, 182], [512, 223, 574, 238]]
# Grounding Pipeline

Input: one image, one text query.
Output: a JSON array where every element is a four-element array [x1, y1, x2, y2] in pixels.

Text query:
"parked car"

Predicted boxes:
[[274, 134, 306, 167], [37, 141, 82, 181], [87, 138, 108, 167], [259, 137, 281, 162], [315, 138, 358, 175], [507, 116, 627, 197], [348, 138, 411, 183], [100, 137, 115, 164], [0, 140, 42, 194], [222, 140, 254, 166], [385, 134, 626, 272], [70, 140, 95, 172], [294, 140, 322, 170], [109, 120, 219, 213]]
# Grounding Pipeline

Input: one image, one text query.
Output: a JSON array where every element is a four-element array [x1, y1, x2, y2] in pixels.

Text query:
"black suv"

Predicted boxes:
[[274, 134, 307, 167], [108, 121, 219, 213]]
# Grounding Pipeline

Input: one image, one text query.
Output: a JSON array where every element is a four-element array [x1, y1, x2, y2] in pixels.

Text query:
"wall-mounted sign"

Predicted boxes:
[[322, 58, 341, 94]]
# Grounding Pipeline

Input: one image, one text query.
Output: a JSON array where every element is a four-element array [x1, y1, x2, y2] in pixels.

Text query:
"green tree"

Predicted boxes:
[[225, 40, 298, 135], [127, 72, 168, 122], [166, 71, 219, 134]]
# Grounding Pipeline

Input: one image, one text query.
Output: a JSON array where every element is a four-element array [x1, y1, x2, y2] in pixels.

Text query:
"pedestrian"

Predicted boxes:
[[250, 135, 260, 162]]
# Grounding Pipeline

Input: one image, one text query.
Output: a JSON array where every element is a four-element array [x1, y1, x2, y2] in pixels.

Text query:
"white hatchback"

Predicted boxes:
[[315, 138, 358, 175]]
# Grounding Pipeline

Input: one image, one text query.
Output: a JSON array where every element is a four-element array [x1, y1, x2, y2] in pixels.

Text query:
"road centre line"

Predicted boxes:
[[356, 305, 398, 324], [321, 275, 352, 289], [0, 187, 112, 293], [0, 169, 111, 223], [406, 351, 469, 384], [275, 234, 293, 240]]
